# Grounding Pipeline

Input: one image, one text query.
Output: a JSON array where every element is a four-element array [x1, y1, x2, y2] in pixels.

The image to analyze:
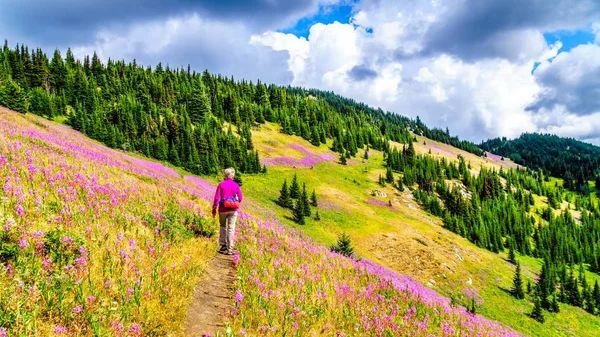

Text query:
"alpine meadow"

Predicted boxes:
[[1, 20, 600, 337]]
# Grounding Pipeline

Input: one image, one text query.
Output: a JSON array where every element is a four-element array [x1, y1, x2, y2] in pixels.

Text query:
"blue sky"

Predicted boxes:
[[544, 29, 595, 53], [280, 2, 355, 38], [284, 3, 596, 54]]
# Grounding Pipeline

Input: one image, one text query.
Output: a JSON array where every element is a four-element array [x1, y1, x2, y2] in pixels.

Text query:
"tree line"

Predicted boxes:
[[382, 137, 600, 322], [480, 133, 600, 194]]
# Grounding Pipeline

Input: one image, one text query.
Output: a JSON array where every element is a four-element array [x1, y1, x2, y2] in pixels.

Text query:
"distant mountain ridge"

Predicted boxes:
[[480, 133, 600, 192]]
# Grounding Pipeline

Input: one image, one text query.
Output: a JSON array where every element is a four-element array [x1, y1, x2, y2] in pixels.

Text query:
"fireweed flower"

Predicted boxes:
[[235, 290, 244, 303], [17, 238, 28, 248], [130, 324, 141, 334], [72, 305, 83, 314], [54, 326, 67, 334]]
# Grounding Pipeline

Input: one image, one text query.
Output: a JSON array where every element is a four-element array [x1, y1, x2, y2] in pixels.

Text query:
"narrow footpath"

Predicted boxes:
[[185, 253, 234, 336]]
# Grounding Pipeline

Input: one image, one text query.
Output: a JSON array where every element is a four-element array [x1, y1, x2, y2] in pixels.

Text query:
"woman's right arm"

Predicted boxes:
[[212, 184, 222, 215]]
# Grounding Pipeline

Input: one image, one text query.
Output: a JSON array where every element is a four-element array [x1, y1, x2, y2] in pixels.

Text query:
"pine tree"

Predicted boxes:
[[397, 177, 404, 192], [289, 174, 299, 199], [378, 174, 386, 187], [531, 291, 545, 323], [0, 78, 27, 112], [314, 210, 321, 221], [511, 261, 525, 299], [29, 87, 50, 116], [188, 83, 211, 124], [310, 189, 318, 207], [331, 233, 354, 257], [551, 293, 560, 313], [468, 298, 477, 315], [233, 171, 243, 186], [292, 198, 305, 225], [386, 166, 394, 183], [278, 179, 292, 208], [339, 151, 347, 165], [301, 183, 311, 217], [508, 245, 516, 263], [593, 280, 600, 314]]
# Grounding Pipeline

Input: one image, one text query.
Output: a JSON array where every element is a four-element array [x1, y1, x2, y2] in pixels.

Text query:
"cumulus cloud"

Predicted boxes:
[[0, 0, 337, 48], [71, 15, 293, 85], [422, 0, 600, 60], [252, 17, 547, 141], [3, 0, 600, 144], [252, 0, 600, 143], [529, 44, 600, 115]]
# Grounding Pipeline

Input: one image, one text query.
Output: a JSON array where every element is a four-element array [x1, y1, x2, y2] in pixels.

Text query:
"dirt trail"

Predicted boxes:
[[185, 253, 234, 336]]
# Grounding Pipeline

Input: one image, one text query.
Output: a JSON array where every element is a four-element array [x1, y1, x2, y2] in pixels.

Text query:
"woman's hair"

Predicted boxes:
[[224, 167, 235, 179]]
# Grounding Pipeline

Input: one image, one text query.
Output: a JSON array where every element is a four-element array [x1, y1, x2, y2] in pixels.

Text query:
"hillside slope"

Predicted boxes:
[[245, 122, 600, 337], [0, 108, 525, 336]]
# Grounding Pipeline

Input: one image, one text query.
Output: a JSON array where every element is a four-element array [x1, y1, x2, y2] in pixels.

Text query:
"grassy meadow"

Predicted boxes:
[[240, 122, 600, 337]]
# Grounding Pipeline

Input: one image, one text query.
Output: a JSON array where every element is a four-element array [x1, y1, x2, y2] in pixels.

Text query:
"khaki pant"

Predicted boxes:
[[218, 211, 238, 252]]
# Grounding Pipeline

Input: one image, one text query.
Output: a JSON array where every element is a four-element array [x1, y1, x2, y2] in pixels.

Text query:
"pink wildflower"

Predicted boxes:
[[54, 326, 67, 334], [235, 290, 244, 303]]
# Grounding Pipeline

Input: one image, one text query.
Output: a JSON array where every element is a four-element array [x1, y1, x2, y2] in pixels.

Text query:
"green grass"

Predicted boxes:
[[238, 123, 600, 337]]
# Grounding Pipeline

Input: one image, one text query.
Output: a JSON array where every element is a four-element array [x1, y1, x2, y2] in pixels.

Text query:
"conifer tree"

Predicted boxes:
[[301, 183, 311, 217], [233, 171, 243, 186], [397, 177, 404, 192], [551, 293, 560, 313], [339, 151, 347, 165], [278, 179, 292, 208], [292, 198, 305, 225], [314, 210, 321, 221], [508, 243, 516, 264], [512, 261, 525, 300], [593, 280, 600, 313], [331, 233, 354, 257], [531, 291, 545, 323], [0, 77, 27, 112], [289, 174, 299, 199], [188, 83, 211, 124], [386, 166, 394, 183], [310, 189, 318, 207]]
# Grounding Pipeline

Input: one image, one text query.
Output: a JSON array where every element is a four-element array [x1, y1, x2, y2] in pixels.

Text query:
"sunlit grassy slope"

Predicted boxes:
[[1, 109, 524, 336], [245, 122, 600, 337], [0, 108, 217, 336]]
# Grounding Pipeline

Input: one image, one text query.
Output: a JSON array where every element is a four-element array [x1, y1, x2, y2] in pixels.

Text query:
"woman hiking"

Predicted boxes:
[[212, 168, 243, 255]]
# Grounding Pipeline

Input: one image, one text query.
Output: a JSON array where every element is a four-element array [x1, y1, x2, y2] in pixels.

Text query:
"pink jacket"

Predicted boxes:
[[212, 178, 243, 213]]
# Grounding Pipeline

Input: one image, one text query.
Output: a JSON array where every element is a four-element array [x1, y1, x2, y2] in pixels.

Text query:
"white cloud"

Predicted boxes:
[[531, 44, 600, 115], [251, 0, 600, 144], [71, 14, 293, 84], [592, 20, 600, 43], [252, 21, 543, 142]]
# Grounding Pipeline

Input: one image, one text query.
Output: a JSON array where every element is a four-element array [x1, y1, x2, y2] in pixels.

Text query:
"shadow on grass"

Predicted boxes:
[[497, 286, 513, 297]]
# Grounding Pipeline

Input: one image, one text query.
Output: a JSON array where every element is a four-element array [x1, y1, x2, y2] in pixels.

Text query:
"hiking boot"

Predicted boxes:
[[218, 245, 227, 253], [226, 250, 233, 255]]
